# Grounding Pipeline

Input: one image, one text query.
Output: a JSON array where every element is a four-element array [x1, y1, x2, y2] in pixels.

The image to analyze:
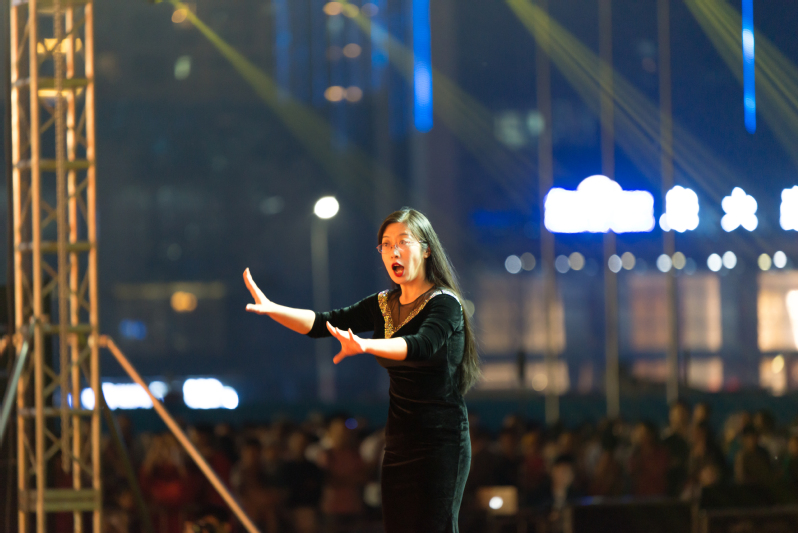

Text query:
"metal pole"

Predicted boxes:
[[599, 0, 620, 419], [311, 218, 335, 402], [659, 0, 679, 405], [536, 0, 558, 424]]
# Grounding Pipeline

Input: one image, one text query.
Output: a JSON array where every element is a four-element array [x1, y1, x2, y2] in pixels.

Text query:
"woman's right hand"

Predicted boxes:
[[243, 268, 274, 315]]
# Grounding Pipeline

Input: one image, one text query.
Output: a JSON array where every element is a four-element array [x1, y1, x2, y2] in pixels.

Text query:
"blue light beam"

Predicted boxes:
[[412, 0, 433, 132], [742, 0, 755, 133]]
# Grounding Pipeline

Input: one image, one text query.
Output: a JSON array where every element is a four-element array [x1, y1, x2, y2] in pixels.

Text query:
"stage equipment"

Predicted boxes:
[[9, 0, 101, 531]]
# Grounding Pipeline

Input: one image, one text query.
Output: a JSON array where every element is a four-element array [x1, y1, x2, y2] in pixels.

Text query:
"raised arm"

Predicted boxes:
[[243, 268, 316, 334]]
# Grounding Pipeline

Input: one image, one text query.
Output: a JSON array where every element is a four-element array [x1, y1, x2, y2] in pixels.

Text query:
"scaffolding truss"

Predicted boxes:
[[10, 0, 101, 531]]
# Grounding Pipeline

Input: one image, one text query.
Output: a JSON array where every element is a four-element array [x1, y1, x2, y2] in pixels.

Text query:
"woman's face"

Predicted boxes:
[[380, 222, 429, 286]]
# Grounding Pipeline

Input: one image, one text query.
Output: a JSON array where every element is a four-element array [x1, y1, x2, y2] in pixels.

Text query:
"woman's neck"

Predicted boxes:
[[398, 279, 435, 304]]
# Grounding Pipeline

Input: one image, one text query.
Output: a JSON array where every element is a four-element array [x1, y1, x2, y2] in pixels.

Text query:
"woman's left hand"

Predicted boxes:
[[326, 322, 367, 364]]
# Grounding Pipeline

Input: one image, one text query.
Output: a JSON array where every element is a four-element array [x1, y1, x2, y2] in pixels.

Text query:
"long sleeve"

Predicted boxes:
[[402, 294, 462, 362], [306, 293, 379, 338]]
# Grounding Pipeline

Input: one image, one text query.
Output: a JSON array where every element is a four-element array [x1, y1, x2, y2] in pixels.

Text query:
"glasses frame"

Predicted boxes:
[[376, 239, 426, 255]]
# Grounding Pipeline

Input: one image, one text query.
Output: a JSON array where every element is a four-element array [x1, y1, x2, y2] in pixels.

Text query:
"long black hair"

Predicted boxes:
[[378, 207, 481, 394]]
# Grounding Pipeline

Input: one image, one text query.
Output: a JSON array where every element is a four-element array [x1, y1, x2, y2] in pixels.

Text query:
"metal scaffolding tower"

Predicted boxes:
[[10, 0, 101, 531]]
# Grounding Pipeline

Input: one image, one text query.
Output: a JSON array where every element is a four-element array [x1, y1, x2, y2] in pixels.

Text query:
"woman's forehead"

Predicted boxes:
[[382, 222, 411, 238]]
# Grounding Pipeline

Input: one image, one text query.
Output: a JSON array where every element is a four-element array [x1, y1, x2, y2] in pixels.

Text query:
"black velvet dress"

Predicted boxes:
[[307, 288, 471, 533]]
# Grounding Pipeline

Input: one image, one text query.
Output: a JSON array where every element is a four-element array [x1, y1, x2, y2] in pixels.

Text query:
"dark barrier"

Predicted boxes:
[[564, 499, 692, 533], [699, 506, 798, 533]]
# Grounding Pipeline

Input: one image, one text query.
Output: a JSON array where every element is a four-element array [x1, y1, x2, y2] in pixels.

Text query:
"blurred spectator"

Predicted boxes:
[[317, 418, 368, 530], [588, 428, 623, 497], [735, 424, 773, 485], [183, 506, 232, 533], [754, 410, 787, 464], [692, 402, 711, 430], [230, 438, 269, 530], [782, 434, 798, 487], [629, 422, 669, 496], [519, 428, 547, 506], [284, 430, 323, 533], [140, 433, 192, 533], [662, 401, 691, 497], [188, 425, 233, 513], [543, 455, 583, 533], [495, 428, 521, 486], [214, 422, 238, 465]]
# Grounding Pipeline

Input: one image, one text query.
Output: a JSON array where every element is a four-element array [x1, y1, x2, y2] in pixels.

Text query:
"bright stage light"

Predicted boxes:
[[505, 255, 522, 274], [707, 254, 722, 272], [774, 251, 788, 269], [81, 383, 155, 411], [621, 252, 636, 270], [412, 0, 433, 132], [183, 378, 239, 410], [521, 252, 536, 271], [489, 496, 504, 510], [721, 187, 757, 231], [314, 196, 339, 219], [657, 254, 672, 273], [672, 252, 686, 270], [544, 175, 655, 234], [661, 186, 699, 232], [555, 255, 570, 273], [569, 252, 585, 271], [608, 254, 622, 273], [723, 251, 737, 269], [781, 187, 798, 231]]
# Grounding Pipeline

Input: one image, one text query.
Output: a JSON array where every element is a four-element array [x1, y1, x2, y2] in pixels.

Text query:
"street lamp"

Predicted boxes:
[[312, 196, 339, 402]]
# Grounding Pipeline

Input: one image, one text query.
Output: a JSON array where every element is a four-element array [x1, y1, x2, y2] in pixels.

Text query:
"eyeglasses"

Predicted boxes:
[[376, 239, 425, 255]]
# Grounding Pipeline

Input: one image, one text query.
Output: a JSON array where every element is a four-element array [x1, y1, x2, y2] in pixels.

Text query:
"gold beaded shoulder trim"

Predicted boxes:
[[378, 288, 460, 339]]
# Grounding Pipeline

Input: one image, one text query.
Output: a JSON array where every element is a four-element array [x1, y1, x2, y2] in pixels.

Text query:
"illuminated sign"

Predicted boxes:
[[544, 175, 655, 233], [660, 186, 699, 233], [781, 187, 798, 231], [721, 187, 758, 231]]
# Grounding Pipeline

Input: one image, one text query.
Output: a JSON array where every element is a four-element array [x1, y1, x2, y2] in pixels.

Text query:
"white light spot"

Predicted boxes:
[[555, 255, 570, 273], [149, 381, 168, 401], [183, 378, 239, 410], [774, 251, 788, 269], [657, 254, 672, 273], [781, 187, 798, 231], [721, 187, 758, 232], [569, 252, 585, 271], [81, 388, 95, 410], [314, 196, 339, 219], [174, 55, 191, 80], [742, 29, 755, 62], [663, 186, 699, 232], [544, 175, 655, 234], [608, 254, 622, 273], [521, 252, 536, 271], [722, 251, 737, 270], [707, 254, 722, 272], [672, 252, 686, 270], [489, 496, 504, 510], [758, 253, 772, 271], [505, 255, 522, 274], [621, 252, 636, 270]]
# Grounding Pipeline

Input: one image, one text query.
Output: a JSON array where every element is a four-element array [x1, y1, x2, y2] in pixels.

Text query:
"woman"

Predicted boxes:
[[243, 207, 479, 532]]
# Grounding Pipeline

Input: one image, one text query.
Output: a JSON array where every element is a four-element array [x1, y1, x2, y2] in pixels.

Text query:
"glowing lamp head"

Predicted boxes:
[[489, 496, 504, 510], [314, 197, 339, 219]]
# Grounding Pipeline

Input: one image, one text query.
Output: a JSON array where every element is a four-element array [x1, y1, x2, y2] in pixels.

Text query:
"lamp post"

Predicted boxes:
[[312, 196, 339, 403]]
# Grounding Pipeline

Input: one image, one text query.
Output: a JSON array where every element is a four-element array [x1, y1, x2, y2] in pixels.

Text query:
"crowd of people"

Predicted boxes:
[[97, 401, 798, 533]]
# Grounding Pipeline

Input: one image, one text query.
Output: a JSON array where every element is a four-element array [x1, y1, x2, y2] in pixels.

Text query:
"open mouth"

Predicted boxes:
[[392, 263, 405, 277]]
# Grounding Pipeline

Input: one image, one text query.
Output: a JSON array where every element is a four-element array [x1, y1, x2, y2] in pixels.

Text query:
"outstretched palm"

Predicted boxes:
[[243, 268, 273, 314], [326, 322, 366, 364]]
